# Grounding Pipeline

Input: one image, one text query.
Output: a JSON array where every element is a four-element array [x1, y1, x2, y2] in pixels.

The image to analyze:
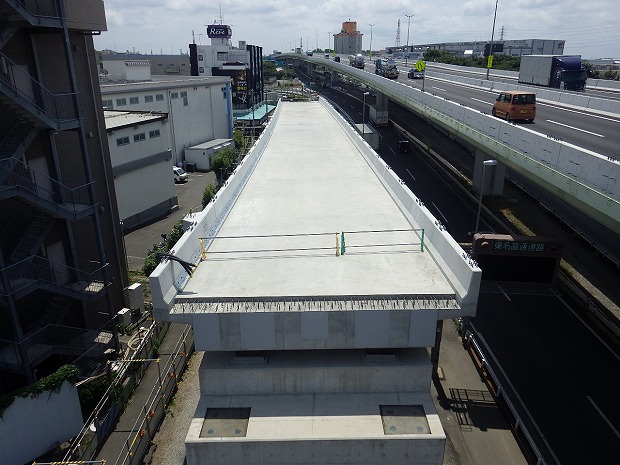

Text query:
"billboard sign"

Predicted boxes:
[[207, 25, 232, 39]]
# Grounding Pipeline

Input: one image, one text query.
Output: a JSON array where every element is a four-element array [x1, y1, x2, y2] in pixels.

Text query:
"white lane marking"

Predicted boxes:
[[496, 284, 512, 301], [432, 86, 447, 92], [546, 120, 605, 137], [586, 396, 620, 439], [471, 97, 490, 104], [556, 295, 620, 362], [538, 101, 620, 123], [390, 147, 397, 156], [406, 168, 416, 180], [431, 202, 449, 225]]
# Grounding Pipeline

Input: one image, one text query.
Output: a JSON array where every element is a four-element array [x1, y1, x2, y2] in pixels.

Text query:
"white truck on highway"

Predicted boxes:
[[369, 106, 388, 127]]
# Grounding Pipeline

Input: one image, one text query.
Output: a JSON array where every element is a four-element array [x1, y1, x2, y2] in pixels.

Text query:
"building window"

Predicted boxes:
[[116, 136, 130, 146], [156, 94, 164, 101], [149, 129, 161, 138], [217, 52, 228, 61], [133, 133, 146, 142], [170, 92, 179, 99], [180, 91, 187, 98], [145, 95, 154, 103], [129, 97, 139, 104], [183, 97, 188, 107], [198, 54, 204, 61], [102, 99, 113, 108], [116, 98, 127, 106], [199, 67, 204, 74]]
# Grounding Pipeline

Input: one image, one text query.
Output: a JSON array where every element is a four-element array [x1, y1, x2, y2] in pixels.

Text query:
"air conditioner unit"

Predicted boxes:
[[124, 283, 144, 315], [117, 308, 131, 326]]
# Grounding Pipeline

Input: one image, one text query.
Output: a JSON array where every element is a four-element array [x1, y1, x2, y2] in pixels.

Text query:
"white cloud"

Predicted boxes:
[[95, 0, 620, 59]]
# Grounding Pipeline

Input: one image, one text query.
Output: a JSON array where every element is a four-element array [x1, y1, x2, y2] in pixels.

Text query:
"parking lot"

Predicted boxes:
[[123, 170, 217, 272]]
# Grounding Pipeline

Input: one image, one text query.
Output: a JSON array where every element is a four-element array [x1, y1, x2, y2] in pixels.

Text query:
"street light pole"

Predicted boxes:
[[475, 159, 498, 232], [486, 0, 499, 80], [368, 24, 374, 60], [362, 91, 370, 135], [405, 14, 414, 66]]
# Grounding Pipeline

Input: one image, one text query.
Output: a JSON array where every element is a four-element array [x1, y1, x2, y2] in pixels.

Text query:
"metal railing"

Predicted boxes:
[[0, 255, 107, 298], [0, 51, 77, 122], [63, 323, 194, 465], [0, 324, 112, 368], [0, 158, 95, 216]]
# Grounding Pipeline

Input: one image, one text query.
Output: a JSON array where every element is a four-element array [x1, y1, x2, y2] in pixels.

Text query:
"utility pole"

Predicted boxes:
[[405, 14, 414, 66], [486, 0, 499, 80]]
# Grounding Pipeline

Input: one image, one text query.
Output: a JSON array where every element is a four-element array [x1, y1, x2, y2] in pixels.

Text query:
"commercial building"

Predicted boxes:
[[334, 20, 363, 55], [394, 38, 566, 57], [0, 0, 128, 393], [100, 76, 234, 168], [98, 51, 192, 77], [189, 24, 264, 112]]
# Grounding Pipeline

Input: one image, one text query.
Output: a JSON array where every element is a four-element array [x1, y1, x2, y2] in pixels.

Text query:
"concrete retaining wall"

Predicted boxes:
[[0, 382, 82, 465]]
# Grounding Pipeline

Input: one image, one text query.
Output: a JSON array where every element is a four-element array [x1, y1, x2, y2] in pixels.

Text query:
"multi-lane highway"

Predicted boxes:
[[291, 68, 620, 464], [323, 58, 620, 158]]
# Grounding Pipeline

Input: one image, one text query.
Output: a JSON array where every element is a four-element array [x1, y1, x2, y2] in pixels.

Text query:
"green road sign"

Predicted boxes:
[[415, 59, 426, 72]]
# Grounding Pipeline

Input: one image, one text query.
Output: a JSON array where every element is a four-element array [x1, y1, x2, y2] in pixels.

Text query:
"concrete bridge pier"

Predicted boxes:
[[330, 69, 338, 86]]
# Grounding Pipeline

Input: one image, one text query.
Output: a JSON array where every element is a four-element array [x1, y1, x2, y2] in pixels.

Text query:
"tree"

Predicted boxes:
[[233, 129, 244, 148], [211, 146, 236, 182], [202, 182, 217, 208], [263, 61, 278, 79]]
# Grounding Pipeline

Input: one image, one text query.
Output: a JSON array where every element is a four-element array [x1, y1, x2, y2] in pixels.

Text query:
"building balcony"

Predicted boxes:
[[0, 256, 108, 302], [0, 158, 96, 220], [0, 52, 80, 130]]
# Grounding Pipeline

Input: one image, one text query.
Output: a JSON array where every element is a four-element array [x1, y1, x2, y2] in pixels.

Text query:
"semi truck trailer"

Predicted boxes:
[[518, 55, 587, 91], [369, 105, 388, 127]]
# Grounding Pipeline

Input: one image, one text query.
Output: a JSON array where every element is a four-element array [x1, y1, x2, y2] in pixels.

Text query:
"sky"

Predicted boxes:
[[95, 0, 620, 60]]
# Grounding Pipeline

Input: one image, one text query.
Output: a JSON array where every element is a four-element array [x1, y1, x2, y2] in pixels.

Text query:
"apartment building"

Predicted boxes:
[[0, 0, 128, 394]]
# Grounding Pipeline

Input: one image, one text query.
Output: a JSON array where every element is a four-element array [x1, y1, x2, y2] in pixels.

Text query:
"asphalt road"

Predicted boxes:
[[123, 170, 217, 272]]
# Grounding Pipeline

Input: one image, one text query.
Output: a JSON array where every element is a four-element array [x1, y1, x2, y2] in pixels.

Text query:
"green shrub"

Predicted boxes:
[[202, 182, 217, 207], [142, 220, 185, 276]]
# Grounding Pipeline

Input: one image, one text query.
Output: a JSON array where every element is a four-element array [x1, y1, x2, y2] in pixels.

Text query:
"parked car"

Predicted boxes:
[[173, 166, 188, 183], [492, 91, 536, 122]]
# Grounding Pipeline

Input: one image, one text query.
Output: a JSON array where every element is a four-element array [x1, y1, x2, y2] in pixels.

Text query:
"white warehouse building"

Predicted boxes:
[[101, 76, 234, 167], [104, 110, 175, 230]]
